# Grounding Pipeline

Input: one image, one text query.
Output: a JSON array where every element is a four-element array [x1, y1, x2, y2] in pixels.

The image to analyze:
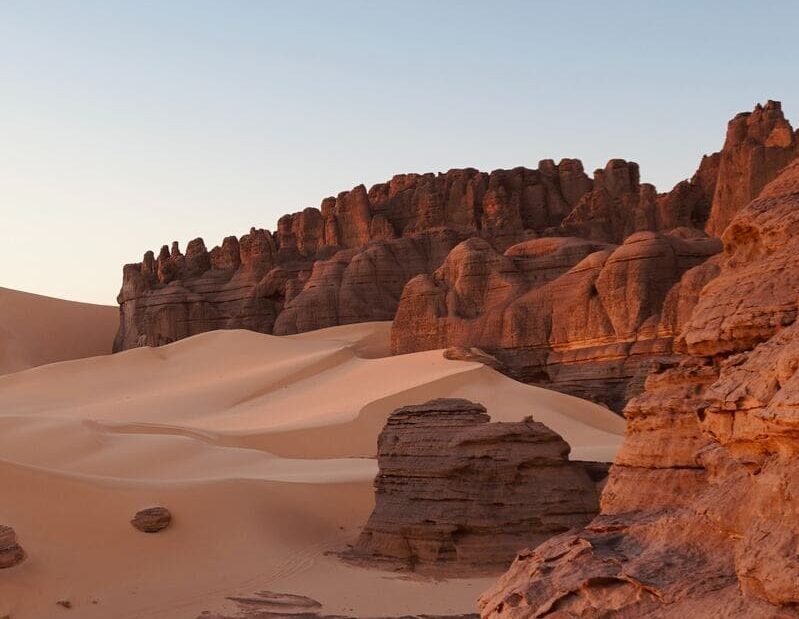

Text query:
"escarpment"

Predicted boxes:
[[114, 160, 596, 351], [478, 158, 799, 618], [115, 102, 797, 410], [350, 399, 602, 571], [391, 229, 722, 411]]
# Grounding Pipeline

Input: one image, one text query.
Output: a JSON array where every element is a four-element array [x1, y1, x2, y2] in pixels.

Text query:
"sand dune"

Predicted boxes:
[[0, 321, 624, 619], [0, 287, 118, 375]]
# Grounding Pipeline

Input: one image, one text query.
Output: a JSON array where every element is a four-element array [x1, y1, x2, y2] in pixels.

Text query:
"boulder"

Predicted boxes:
[[351, 399, 600, 570], [0, 525, 25, 569], [131, 507, 172, 533]]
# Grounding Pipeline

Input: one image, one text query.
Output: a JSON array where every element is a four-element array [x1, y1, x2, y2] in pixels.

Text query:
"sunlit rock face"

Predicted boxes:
[[115, 102, 796, 412], [479, 158, 799, 619], [351, 398, 602, 571]]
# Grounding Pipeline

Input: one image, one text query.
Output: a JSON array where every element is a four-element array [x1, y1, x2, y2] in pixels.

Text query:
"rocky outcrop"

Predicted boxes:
[[273, 228, 463, 334], [351, 399, 601, 571], [0, 525, 25, 569], [131, 506, 172, 533], [388, 103, 799, 410], [115, 160, 597, 351], [115, 146, 722, 354], [705, 100, 797, 236], [115, 103, 797, 412], [392, 230, 721, 410], [478, 159, 799, 617]]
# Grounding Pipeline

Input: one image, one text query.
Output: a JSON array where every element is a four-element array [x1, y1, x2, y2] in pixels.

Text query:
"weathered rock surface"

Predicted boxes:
[[392, 230, 721, 410], [0, 525, 25, 569], [115, 160, 596, 351], [114, 150, 718, 353], [478, 158, 799, 617], [131, 506, 172, 533], [705, 100, 798, 236], [115, 102, 796, 411], [273, 228, 463, 335], [351, 399, 600, 571]]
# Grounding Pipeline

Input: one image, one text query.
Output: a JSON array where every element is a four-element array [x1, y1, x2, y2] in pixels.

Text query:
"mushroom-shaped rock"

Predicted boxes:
[[131, 507, 172, 533], [0, 525, 25, 568]]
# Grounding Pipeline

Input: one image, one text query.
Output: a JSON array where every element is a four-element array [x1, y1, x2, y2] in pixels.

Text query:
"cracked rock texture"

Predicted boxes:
[[351, 399, 601, 570], [478, 157, 799, 618], [115, 102, 796, 411], [0, 525, 25, 569]]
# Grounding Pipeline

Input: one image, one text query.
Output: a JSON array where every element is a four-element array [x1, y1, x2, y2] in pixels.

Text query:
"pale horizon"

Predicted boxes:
[[2, 0, 798, 304]]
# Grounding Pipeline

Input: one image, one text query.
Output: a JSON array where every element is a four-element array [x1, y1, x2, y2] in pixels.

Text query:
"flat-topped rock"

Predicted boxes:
[[351, 398, 600, 571]]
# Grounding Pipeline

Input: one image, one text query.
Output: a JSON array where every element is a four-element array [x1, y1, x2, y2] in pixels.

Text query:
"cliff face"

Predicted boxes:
[[478, 158, 799, 618], [114, 160, 596, 351], [705, 100, 798, 236], [114, 103, 797, 411], [391, 229, 721, 410], [350, 399, 602, 571]]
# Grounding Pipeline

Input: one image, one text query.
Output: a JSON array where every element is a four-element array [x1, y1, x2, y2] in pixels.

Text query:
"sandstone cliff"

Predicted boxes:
[[391, 229, 721, 410], [351, 399, 602, 571], [115, 160, 597, 350], [478, 157, 799, 618], [705, 100, 798, 236], [115, 102, 797, 411]]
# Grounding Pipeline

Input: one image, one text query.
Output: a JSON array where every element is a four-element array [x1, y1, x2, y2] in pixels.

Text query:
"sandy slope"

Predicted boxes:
[[0, 287, 118, 375], [0, 322, 624, 619]]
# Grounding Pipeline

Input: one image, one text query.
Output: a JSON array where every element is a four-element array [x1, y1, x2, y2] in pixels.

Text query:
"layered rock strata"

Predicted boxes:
[[115, 160, 599, 351], [115, 102, 797, 411], [705, 100, 798, 236], [115, 153, 716, 353], [131, 506, 172, 533], [0, 525, 25, 569], [478, 159, 799, 617], [351, 399, 600, 570], [392, 229, 721, 410]]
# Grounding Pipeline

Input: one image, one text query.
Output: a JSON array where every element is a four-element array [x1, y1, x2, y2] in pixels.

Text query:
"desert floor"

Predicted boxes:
[[0, 294, 624, 619]]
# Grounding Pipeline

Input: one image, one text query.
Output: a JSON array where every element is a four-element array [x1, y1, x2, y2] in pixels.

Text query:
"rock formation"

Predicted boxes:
[[115, 160, 596, 351], [131, 506, 172, 533], [392, 230, 721, 410], [705, 100, 798, 236], [0, 525, 25, 569], [478, 158, 799, 617], [351, 399, 601, 570], [115, 102, 797, 411]]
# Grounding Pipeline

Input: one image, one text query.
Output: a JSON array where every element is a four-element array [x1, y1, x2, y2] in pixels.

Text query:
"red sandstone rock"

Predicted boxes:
[[0, 525, 25, 569], [479, 149, 799, 619], [131, 506, 172, 533], [392, 230, 720, 410], [705, 100, 798, 236], [273, 229, 463, 335], [115, 103, 795, 413], [114, 160, 593, 351], [351, 399, 600, 570]]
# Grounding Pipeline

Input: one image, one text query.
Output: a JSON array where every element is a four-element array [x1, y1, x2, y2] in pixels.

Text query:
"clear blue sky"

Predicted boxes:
[[2, 0, 797, 304]]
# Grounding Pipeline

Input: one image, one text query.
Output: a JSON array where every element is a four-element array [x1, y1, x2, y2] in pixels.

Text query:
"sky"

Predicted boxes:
[[1, 0, 797, 305]]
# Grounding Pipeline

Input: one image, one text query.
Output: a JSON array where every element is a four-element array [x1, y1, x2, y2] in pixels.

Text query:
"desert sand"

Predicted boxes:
[[0, 315, 623, 619], [0, 287, 118, 376]]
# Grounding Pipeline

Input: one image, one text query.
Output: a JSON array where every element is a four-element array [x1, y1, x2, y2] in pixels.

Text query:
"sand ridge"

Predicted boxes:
[[0, 317, 624, 619], [0, 287, 118, 376]]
